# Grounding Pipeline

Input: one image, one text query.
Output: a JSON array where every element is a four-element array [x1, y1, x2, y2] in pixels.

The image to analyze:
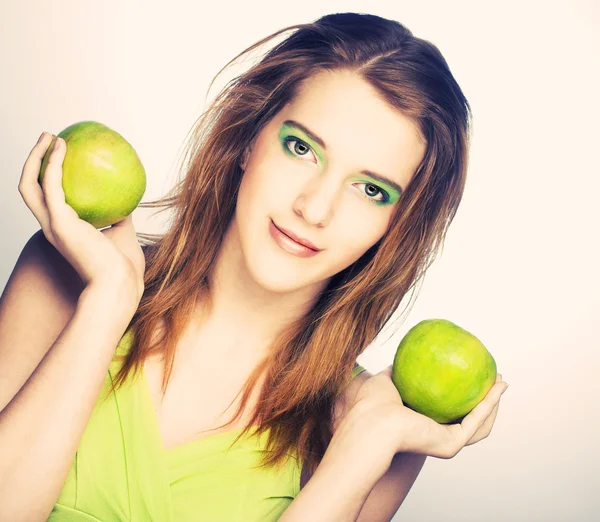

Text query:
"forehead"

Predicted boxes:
[[272, 69, 426, 187]]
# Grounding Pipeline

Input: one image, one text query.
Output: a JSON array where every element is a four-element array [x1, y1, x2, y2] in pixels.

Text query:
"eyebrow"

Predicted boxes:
[[283, 119, 404, 195]]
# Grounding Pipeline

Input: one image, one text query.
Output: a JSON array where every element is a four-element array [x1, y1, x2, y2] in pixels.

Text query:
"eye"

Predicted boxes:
[[283, 137, 318, 164], [354, 182, 390, 204]]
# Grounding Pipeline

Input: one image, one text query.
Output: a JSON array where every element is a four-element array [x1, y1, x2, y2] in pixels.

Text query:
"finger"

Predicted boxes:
[[19, 132, 54, 231], [102, 214, 144, 268], [465, 395, 502, 446], [465, 373, 506, 440], [459, 381, 507, 444], [110, 214, 134, 230], [42, 137, 69, 220], [379, 365, 393, 379], [101, 214, 136, 240]]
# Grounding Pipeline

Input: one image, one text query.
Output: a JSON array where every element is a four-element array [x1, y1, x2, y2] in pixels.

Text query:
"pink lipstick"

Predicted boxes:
[[269, 220, 322, 258]]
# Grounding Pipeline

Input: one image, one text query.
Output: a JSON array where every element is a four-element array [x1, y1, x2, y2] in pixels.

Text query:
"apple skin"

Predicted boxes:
[[39, 121, 146, 228], [391, 318, 497, 424]]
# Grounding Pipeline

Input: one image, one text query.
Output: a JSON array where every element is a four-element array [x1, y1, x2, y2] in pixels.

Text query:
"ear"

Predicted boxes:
[[240, 146, 252, 171]]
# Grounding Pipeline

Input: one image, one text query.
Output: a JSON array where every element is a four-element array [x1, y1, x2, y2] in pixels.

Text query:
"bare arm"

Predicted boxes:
[[0, 283, 136, 522], [288, 450, 425, 522], [356, 452, 426, 522], [340, 372, 427, 521], [0, 130, 145, 521], [291, 370, 427, 522], [281, 420, 391, 522], [0, 230, 85, 412], [286, 360, 506, 521]]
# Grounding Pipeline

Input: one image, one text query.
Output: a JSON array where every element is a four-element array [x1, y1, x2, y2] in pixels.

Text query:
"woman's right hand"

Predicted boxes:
[[18, 132, 146, 306]]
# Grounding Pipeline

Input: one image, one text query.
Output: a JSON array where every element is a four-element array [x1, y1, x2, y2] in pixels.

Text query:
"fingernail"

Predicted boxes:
[[37, 132, 46, 144], [502, 384, 509, 393]]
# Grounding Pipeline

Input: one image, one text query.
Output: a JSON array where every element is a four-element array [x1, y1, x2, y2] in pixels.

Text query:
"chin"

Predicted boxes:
[[238, 215, 328, 294], [246, 259, 310, 293]]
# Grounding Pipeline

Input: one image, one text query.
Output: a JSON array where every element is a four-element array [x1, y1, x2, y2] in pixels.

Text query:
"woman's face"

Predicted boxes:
[[233, 69, 426, 294]]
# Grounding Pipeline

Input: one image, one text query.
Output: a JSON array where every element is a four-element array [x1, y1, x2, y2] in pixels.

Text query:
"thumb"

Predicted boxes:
[[101, 214, 135, 240], [378, 365, 393, 379], [111, 214, 134, 229]]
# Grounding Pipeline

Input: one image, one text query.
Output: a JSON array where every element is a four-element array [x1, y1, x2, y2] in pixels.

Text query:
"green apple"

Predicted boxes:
[[39, 121, 146, 228], [391, 318, 497, 424]]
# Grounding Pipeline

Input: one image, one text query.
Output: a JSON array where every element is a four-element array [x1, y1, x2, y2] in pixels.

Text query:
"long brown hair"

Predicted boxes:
[[107, 12, 472, 476]]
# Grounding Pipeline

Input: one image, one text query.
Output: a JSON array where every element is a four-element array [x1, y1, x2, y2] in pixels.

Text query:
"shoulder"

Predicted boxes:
[[18, 229, 85, 302], [332, 365, 373, 433]]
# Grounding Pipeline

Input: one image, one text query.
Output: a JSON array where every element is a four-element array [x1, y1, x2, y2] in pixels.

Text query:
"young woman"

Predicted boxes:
[[1, 12, 507, 522]]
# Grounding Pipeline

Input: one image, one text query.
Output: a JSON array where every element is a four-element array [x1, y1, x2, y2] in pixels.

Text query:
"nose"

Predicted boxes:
[[292, 173, 341, 227]]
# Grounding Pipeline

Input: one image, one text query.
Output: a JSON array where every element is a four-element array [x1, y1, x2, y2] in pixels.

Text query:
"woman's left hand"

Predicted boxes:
[[337, 365, 508, 469]]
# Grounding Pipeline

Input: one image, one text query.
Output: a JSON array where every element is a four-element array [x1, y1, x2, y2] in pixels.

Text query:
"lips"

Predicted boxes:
[[272, 221, 321, 251], [269, 219, 322, 258]]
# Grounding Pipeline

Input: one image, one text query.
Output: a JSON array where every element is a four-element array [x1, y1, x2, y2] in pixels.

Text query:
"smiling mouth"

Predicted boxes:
[[269, 219, 322, 258], [271, 221, 321, 251]]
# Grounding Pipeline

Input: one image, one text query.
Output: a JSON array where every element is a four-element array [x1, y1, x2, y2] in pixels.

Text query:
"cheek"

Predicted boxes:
[[337, 235, 375, 263], [237, 167, 268, 210], [244, 161, 297, 210], [332, 216, 387, 263]]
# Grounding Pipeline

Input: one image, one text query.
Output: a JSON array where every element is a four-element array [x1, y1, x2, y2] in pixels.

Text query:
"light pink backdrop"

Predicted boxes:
[[1, 1, 598, 520]]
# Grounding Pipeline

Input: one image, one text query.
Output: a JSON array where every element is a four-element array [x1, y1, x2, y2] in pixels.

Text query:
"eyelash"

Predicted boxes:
[[282, 136, 390, 204]]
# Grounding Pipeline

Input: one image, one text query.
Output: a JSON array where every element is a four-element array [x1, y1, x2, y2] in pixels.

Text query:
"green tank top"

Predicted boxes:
[[49, 327, 367, 521]]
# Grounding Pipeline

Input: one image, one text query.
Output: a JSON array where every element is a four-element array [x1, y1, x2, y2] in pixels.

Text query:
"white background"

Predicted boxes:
[[1, 1, 598, 520]]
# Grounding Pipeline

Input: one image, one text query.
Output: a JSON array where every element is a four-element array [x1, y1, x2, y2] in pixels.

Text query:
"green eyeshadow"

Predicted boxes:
[[277, 122, 400, 206]]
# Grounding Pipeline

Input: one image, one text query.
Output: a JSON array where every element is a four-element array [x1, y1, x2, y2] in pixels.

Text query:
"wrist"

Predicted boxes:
[[78, 277, 140, 320], [325, 413, 396, 483], [279, 443, 379, 522]]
